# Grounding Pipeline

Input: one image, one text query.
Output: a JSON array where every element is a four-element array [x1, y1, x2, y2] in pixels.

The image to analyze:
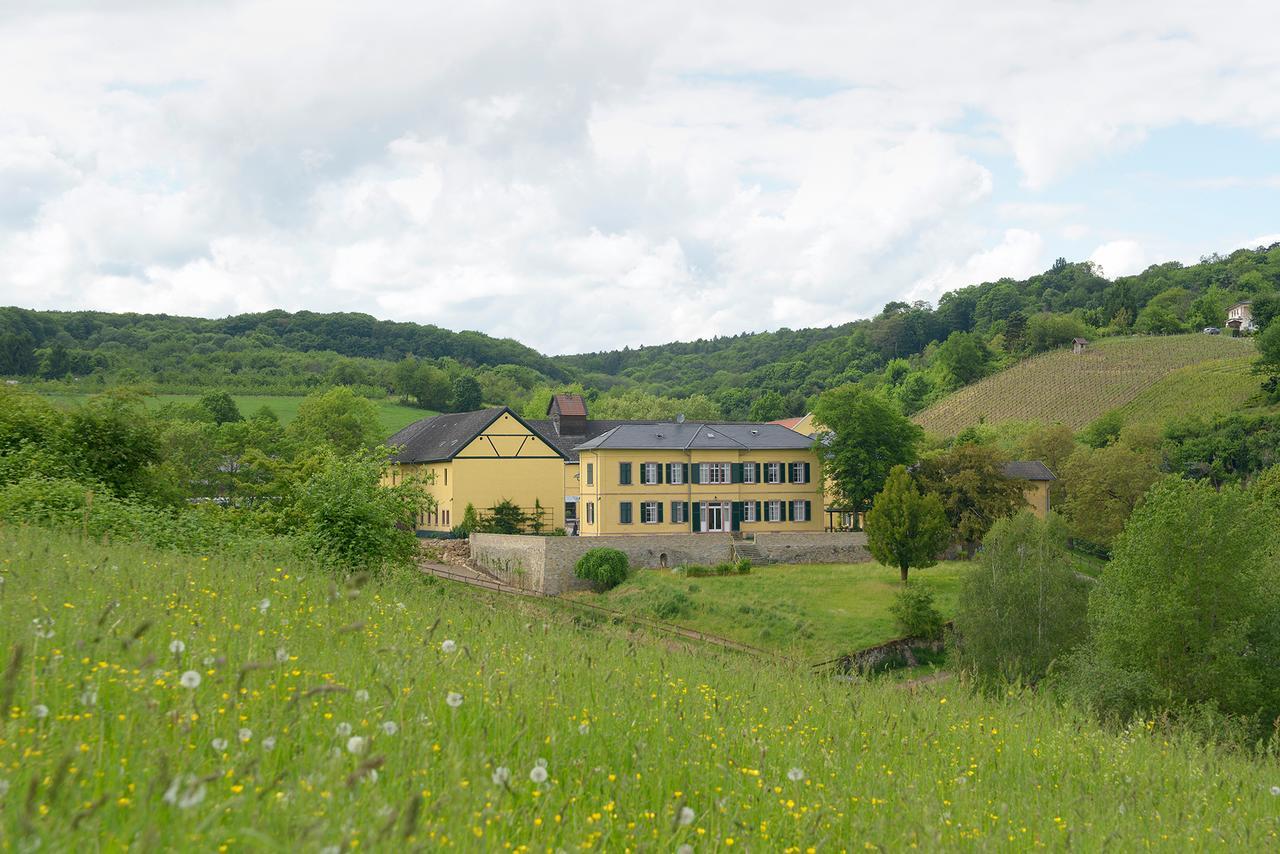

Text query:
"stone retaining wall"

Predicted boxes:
[[470, 532, 872, 595]]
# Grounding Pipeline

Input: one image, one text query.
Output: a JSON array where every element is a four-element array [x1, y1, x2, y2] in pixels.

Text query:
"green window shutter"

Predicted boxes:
[[690, 463, 701, 484], [657, 502, 664, 523], [666, 463, 674, 483], [731, 463, 743, 483], [691, 502, 701, 532], [755, 501, 763, 521], [620, 502, 632, 524], [620, 462, 631, 485], [804, 462, 811, 484], [731, 501, 742, 532], [657, 464, 664, 484], [786, 501, 794, 522], [670, 500, 679, 521], [683, 463, 690, 483], [684, 502, 690, 524], [805, 500, 812, 522]]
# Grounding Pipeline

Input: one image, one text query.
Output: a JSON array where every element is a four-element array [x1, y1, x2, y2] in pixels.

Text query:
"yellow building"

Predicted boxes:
[[575, 422, 823, 535], [385, 407, 569, 533], [1002, 461, 1056, 518]]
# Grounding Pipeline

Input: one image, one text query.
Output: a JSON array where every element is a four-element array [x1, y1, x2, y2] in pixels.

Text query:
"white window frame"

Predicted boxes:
[[672, 502, 686, 524], [766, 500, 783, 522], [586, 502, 595, 525], [641, 501, 661, 524], [743, 501, 757, 523], [702, 462, 730, 484], [765, 463, 782, 484], [586, 463, 593, 486], [643, 462, 660, 485], [790, 462, 806, 483], [742, 462, 757, 484], [669, 464, 684, 485], [791, 500, 807, 522]]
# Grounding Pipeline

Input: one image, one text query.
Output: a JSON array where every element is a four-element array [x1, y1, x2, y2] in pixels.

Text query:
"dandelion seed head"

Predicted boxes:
[[535, 757, 547, 768], [441, 639, 457, 654], [492, 766, 511, 786], [578, 722, 590, 735], [257, 598, 270, 613], [446, 692, 463, 708], [180, 670, 201, 689], [78, 689, 97, 707], [1271, 786, 1280, 796], [168, 639, 185, 654], [346, 736, 367, 755], [678, 846, 694, 854], [354, 689, 370, 702], [787, 767, 804, 782], [262, 736, 277, 751], [679, 806, 696, 826], [238, 728, 252, 743], [211, 737, 228, 752], [380, 721, 398, 735], [529, 765, 548, 784], [202, 655, 215, 667], [0, 780, 9, 798], [336, 722, 353, 737], [32, 705, 48, 719], [275, 647, 289, 663]]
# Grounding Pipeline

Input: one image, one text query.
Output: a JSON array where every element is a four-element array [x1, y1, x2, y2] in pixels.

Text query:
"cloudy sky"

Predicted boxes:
[[3, 2, 1279, 354]]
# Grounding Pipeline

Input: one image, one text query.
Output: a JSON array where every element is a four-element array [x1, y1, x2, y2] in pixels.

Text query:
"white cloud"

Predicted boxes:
[[2, 1, 1280, 353], [1090, 240, 1148, 279]]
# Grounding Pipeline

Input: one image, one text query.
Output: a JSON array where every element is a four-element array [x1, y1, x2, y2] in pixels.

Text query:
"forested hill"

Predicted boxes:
[[4, 242, 1280, 421]]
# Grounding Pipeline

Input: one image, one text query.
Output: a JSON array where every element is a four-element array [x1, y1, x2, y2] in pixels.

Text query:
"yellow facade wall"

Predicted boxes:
[[1022, 481, 1051, 518], [577, 448, 823, 536]]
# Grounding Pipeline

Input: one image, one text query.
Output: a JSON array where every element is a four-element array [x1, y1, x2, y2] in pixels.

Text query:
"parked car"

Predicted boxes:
[[1203, 326, 1221, 335]]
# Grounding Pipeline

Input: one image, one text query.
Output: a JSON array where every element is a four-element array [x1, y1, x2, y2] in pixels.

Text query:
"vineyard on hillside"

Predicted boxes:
[[914, 334, 1257, 436]]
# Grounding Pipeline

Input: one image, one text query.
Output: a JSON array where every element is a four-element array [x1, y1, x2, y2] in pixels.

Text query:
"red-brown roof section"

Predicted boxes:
[[550, 393, 587, 417], [769, 416, 805, 430]]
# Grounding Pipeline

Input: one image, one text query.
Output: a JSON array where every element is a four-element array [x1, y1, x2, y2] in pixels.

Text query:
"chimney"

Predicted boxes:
[[547, 393, 588, 436], [676, 413, 685, 423]]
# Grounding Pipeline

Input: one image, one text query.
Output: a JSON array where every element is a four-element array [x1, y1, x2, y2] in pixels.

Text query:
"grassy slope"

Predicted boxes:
[[3, 526, 1279, 849], [914, 334, 1256, 436], [39, 393, 430, 438], [569, 562, 966, 661]]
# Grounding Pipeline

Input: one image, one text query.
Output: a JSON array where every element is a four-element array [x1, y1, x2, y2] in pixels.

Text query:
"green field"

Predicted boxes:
[[568, 562, 967, 661], [4, 526, 1279, 849], [1117, 354, 1264, 427], [914, 334, 1257, 436], [38, 393, 431, 438]]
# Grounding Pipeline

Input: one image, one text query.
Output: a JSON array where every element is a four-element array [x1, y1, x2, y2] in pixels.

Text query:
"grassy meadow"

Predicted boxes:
[[567, 562, 967, 661], [914, 334, 1256, 436], [37, 392, 431, 438], [4, 525, 1280, 849]]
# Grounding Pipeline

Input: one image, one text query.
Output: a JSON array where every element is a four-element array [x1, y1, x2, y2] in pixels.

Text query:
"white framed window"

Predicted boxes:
[[766, 500, 783, 522], [765, 463, 782, 484], [586, 502, 595, 525], [742, 462, 757, 484], [586, 463, 593, 485], [701, 462, 730, 484], [643, 462, 660, 484], [792, 500, 808, 522], [669, 463, 684, 485], [672, 502, 687, 524], [743, 501, 757, 523], [641, 501, 661, 524], [789, 462, 807, 483]]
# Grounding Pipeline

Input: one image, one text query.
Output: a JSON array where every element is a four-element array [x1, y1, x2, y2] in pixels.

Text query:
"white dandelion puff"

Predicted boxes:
[[529, 765, 548, 784], [0, 779, 9, 798], [380, 721, 398, 735], [535, 757, 547, 768], [787, 767, 805, 782], [238, 728, 252, 743], [492, 766, 511, 786], [346, 736, 367, 755], [678, 806, 696, 826], [32, 705, 49, 719], [578, 722, 590, 735], [336, 722, 353, 737], [202, 655, 215, 667], [446, 692, 463, 708], [275, 648, 289, 663], [257, 598, 270, 613], [163, 775, 207, 809], [211, 737, 228, 752], [441, 639, 457, 653], [354, 689, 370, 702], [366, 769, 379, 783], [180, 671, 201, 689], [1271, 785, 1280, 796], [677, 846, 693, 854], [168, 639, 185, 654], [32, 617, 54, 639], [262, 736, 277, 751], [78, 689, 97, 707]]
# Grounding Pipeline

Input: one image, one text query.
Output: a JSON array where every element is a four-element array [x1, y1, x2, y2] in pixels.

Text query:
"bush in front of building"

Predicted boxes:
[[679, 560, 751, 577], [575, 547, 630, 591], [889, 582, 945, 640]]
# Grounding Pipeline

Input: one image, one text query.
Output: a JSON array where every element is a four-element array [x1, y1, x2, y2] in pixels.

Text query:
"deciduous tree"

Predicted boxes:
[[865, 465, 949, 582], [913, 443, 1025, 556], [812, 385, 921, 519]]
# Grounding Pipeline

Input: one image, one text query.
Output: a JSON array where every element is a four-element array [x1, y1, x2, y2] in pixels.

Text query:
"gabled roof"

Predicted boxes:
[[387, 407, 569, 464], [573, 422, 814, 453], [769, 416, 807, 430], [1002, 460, 1057, 481], [548, 393, 587, 417], [526, 418, 658, 462]]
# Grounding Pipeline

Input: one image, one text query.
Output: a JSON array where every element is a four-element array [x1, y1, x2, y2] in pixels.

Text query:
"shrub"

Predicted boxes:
[[476, 499, 529, 534], [574, 547, 629, 591], [681, 562, 752, 577], [889, 582, 944, 640], [454, 503, 480, 537], [651, 590, 694, 620], [952, 511, 1090, 688]]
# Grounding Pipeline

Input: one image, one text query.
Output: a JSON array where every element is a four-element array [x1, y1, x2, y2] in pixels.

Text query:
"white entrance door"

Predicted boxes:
[[701, 502, 731, 532]]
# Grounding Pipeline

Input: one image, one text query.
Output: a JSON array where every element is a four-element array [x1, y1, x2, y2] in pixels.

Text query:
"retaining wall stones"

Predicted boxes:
[[470, 531, 872, 595]]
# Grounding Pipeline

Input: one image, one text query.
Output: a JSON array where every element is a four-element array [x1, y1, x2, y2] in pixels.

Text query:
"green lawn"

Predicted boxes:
[[39, 392, 431, 438], [568, 561, 969, 661]]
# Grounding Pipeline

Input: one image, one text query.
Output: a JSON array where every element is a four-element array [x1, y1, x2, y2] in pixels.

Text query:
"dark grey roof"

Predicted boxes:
[[1002, 460, 1056, 481], [387, 407, 569, 464], [526, 418, 660, 462], [573, 422, 815, 453]]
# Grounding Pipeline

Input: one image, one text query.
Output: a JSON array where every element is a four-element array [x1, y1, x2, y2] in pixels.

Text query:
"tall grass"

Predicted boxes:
[[2, 525, 1278, 849]]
